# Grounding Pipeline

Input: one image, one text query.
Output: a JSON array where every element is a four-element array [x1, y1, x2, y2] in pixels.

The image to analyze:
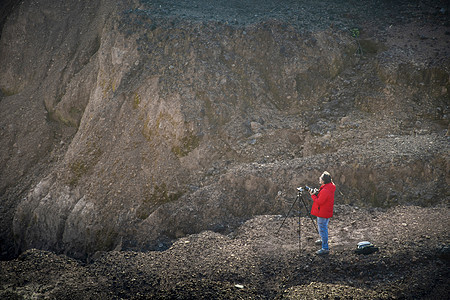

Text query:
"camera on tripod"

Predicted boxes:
[[297, 186, 319, 195], [276, 186, 320, 241]]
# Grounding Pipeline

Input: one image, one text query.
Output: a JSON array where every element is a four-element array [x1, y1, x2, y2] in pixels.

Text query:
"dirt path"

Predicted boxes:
[[1, 205, 449, 299]]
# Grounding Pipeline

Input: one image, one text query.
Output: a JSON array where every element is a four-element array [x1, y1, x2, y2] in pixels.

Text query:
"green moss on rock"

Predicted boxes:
[[172, 132, 200, 157]]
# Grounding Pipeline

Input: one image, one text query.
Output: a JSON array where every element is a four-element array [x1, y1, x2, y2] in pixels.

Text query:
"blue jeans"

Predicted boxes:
[[317, 217, 330, 250]]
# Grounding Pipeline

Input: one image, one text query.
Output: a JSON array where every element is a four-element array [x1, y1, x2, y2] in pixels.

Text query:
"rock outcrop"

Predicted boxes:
[[0, 0, 448, 259]]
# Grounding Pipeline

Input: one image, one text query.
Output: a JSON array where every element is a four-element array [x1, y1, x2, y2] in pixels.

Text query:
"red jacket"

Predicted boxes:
[[311, 182, 336, 218]]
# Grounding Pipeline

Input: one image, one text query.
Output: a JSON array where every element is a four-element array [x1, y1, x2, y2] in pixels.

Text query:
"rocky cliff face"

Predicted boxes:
[[1, 0, 448, 259]]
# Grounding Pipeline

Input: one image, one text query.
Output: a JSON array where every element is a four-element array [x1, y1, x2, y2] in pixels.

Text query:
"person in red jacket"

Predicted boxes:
[[309, 171, 336, 255]]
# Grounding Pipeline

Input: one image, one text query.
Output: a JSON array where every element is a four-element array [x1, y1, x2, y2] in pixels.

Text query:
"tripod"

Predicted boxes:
[[276, 188, 319, 251]]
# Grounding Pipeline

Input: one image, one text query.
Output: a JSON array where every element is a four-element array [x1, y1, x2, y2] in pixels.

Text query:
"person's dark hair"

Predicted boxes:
[[321, 171, 332, 184]]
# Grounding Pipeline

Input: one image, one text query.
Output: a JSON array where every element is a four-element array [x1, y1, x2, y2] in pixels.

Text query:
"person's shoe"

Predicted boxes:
[[316, 249, 329, 256], [315, 239, 322, 245]]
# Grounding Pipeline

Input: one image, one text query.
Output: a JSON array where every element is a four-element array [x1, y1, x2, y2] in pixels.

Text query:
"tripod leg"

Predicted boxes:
[[300, 193, 319, 234], [298, 198, 302, 252], [276, 195, 298, 234]]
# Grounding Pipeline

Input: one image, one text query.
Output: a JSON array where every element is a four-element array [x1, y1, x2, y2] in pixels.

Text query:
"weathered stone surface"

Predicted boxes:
[[0, 0, 448, 259]]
